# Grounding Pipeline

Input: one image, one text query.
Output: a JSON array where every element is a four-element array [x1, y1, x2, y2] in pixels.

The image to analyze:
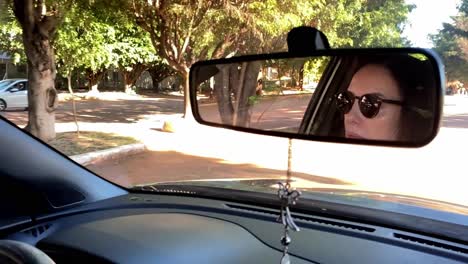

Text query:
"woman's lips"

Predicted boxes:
[[346, 131, 365, 139]]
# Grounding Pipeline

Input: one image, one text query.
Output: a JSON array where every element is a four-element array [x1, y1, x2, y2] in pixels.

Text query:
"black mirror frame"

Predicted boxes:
[[189, 48, 445, 148]]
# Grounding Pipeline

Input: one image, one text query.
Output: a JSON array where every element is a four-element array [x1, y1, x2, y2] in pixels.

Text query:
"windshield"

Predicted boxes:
[[0, 80, 15, 90], [1, 1, 467, 222]]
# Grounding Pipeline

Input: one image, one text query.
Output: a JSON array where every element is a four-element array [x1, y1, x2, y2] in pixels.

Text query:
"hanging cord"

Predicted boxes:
[[277, 138, 301, 264]]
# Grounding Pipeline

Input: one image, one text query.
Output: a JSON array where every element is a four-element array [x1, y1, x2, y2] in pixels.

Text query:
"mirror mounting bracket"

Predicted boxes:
[[287, 26, 331, 55]]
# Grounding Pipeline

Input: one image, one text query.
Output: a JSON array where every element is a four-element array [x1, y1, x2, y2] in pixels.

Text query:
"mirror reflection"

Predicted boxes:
[[191, 53, 438, 143]]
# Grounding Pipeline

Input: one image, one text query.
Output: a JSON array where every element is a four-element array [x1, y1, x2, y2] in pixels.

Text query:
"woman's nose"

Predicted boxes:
[[345, 101, 362, 125]]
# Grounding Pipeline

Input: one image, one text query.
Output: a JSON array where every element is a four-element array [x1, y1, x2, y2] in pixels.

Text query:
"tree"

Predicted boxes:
[[0, 7, 25, 65], [305, 0, 412, 48], [431, 0, 468, 83], [147, 61, 175, 93], [131, 1, 247, 116], [10, 0, 71, 141], [55, 2, 116, 93], [113, 23, 158, 94], [55, 3, 169, 94], [129, 0, 413, 119]]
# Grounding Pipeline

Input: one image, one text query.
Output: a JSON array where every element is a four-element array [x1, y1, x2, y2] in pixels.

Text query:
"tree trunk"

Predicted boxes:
[[25, 61, 58, 141], [122, 72, 132, 94], [291, 67, 297, 88], [214, 65, 234, 125], [86, 70, 104, 93], [124, 84, 133, 94], [149, 72, 161, 93], [16, 0, 60, 141], [67, 73, 79, 135], [148, 63, 174, 93], [22, 39, 57, 141], [209, 77, 214, 99], [298, 64, 304, 91], [277, 66, 285, 95], [229, 64, 240, 100], [182, 70, 193, 119], [233, 61, 261, 127], [122, 64, 147, 94], [90, 84, 99, 93]]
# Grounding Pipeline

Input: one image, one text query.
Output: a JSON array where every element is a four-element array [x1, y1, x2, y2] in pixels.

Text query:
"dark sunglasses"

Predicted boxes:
[[335, 91, 404, 118]]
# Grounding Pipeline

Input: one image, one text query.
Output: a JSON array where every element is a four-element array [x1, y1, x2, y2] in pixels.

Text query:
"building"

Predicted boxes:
[[0, 52, 27, 79]]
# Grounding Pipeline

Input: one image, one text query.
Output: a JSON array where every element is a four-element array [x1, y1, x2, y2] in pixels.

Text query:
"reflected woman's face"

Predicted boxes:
[[344, 64, 403, 141]]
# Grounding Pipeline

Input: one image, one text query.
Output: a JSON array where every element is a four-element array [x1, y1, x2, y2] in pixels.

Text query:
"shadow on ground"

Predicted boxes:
[[0, 97, 184, 126], [86, 150, 352, 188]]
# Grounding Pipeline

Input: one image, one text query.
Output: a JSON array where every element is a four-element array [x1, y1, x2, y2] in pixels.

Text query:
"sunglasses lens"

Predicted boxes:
[[359, 94, 381, 118], [336, 92, 353, 114]]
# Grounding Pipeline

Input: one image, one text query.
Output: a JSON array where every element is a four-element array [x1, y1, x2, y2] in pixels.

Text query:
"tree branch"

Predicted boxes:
[[211, 34, 236, 59], [34, 0, 43, 23], [39, 14, 59, 37], [13, 0, 34, 28]]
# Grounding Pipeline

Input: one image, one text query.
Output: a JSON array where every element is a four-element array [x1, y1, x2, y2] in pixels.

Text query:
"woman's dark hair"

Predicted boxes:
[[355, 54, 436, 141]]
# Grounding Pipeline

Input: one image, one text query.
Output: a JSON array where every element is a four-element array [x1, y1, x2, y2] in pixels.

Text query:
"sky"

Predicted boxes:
[[403, 0, 461, 48]]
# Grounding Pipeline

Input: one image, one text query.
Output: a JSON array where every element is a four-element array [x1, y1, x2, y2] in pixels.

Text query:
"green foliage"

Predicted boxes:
[[113, 25, 157, 72], [303, 57, 331, 83], [132, 0, 412, 84], [0, 7, 25, 64], [263, 81, 282, 92], [431, 0, 468, 83], [55, 1, 163, 85], [2, 0, 413, 83], [55, 5, 117, 76], [314, 0, 412, 48], [248, 95, 260, 105]]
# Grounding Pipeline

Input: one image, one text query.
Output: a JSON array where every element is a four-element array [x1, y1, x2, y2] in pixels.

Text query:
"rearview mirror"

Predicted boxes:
[[190, 49, 444, 147]]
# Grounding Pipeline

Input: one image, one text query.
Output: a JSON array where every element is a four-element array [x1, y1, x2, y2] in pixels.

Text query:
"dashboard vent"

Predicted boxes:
[[226, 203, 280, 217], [226, 203, 374, 233], [394, 233, 468, 255], [22, 224, 52, 238], [292, 215, 375, 233]]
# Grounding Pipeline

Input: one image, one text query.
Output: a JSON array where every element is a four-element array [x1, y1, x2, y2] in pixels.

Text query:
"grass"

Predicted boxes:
[[49, 131, 139, 156]]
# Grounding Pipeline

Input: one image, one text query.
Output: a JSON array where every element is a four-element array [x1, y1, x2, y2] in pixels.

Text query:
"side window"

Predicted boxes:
[[11, 82, 26, 91], [13, 82, 26, 91], [8, 83, 18, 92], [19, 82, 27, 91]]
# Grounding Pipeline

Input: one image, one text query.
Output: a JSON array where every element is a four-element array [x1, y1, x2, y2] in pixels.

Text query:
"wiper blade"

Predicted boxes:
[[131, 184, 198, 195], [130, 183, 288, 209]]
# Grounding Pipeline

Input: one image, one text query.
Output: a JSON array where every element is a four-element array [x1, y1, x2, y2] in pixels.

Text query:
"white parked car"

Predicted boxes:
[[0, 78, 28, 111]]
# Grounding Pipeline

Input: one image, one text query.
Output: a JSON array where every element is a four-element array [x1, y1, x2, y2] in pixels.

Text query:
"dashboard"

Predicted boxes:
[[4, 193, 468, 264]]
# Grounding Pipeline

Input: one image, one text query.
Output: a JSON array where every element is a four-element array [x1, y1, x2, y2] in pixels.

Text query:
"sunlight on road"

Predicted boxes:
[[291, 129, 468, 207], [169, 123, 468, 207]]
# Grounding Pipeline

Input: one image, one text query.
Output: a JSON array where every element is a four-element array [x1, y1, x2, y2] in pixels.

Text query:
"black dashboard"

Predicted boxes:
[[5, 193, 468, 263]]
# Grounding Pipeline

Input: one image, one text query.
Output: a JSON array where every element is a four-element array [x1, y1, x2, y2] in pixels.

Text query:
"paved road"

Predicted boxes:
[[199, 94, 311, 132], [1, 94, 184, 127]]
